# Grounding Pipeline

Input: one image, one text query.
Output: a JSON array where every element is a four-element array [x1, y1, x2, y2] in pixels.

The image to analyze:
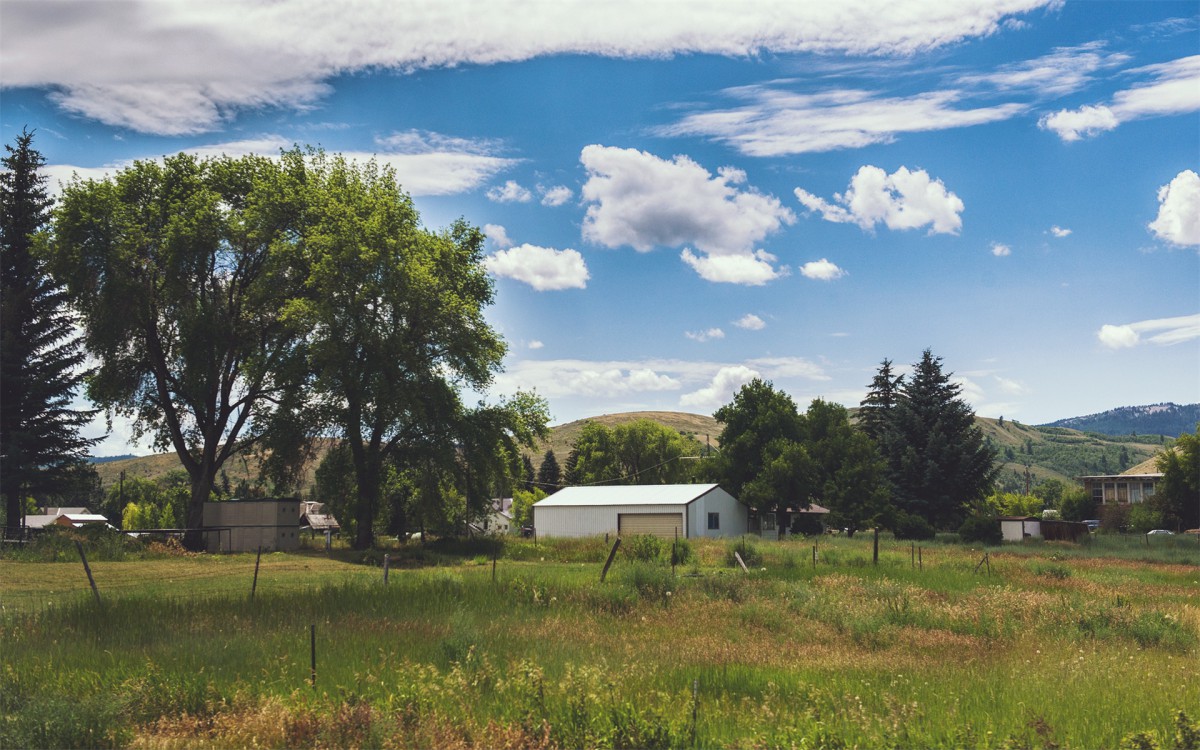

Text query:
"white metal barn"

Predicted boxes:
[[533, 484, 747, 539]]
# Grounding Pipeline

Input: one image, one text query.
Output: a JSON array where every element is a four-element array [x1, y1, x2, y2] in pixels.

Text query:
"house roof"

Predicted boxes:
[[1077, 473, 1164, 481], [534, 483, 722, 507]]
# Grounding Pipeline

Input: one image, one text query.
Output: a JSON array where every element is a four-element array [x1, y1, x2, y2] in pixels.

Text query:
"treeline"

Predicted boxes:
[[2, 132, 548, 548]]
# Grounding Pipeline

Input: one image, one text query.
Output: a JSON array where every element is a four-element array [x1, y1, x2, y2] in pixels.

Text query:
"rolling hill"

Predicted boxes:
[[90, 409, 1173, 497], [1039, 403, 1198, 438]]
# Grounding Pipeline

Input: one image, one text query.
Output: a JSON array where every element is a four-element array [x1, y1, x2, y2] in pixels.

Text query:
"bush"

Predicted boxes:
[[724, 537, 763, 568], [670, 537, 694, 566], [959, 515, 1003, 545], [624, 534, 663, 562], [892, 513, 937, 541]]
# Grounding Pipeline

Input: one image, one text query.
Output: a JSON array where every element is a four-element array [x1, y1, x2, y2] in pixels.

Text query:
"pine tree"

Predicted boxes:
[[858, 358, 903, 443], [536, 449, 561, 494], [562, 446, 580, 486], [1, 129, 98, 534], [887, 350, 997, 529], [521, 454, 536, 493]]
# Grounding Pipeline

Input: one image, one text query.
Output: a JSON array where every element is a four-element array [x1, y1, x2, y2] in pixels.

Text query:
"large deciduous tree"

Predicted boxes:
[[802, 399, 889, 536], [1153, 428, 1199, 531], [1, 129, 98, 535], [49, 152, 308, 547], [569, 419, 702, 486], [286, 153, 546, 548]]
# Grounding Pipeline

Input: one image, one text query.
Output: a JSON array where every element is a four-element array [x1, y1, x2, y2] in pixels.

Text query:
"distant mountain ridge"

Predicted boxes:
[[1040, 403, 1199, 438]]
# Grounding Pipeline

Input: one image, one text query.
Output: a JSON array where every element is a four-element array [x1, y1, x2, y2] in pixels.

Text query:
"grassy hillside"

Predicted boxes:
[[92, 411, 1171, 496]]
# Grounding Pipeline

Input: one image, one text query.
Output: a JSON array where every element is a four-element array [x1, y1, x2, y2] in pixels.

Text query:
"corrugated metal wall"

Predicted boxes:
[[202, 500, 301, 553], [535, 504, 687, 538]]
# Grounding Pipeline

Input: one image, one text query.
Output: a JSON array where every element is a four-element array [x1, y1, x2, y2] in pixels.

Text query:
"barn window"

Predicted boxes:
[[708, 512, 720, 530]]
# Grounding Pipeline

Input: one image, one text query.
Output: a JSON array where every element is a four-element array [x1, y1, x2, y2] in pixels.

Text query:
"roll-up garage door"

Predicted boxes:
[[618, 513, 683, 539]]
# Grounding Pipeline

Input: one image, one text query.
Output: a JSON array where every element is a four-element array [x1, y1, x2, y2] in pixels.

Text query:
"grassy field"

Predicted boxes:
[[2, 532, 1198, 749]]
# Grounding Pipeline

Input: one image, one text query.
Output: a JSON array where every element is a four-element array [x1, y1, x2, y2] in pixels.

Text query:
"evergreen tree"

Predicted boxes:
[[521, 454, 536, 493], [887, 350, 998, 529], [1, 129, 98, 534], [858, 358, 903, 443], [562, 446, 580, 487], [536, 449, 561, 493]]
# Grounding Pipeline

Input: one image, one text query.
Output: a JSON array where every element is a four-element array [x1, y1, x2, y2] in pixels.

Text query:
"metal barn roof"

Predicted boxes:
[[535, 484, 722, 507]]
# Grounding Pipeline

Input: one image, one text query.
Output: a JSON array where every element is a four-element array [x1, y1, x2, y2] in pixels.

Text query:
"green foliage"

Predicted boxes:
[[1, 128, 99, 531], [1057, 487, 1096, 522], [510, 486, 546, 529], [569, 419, 703, 486], [624, 533, 664, 562], [670, 537, 695, 565], [725, 537, 763, 567], [985, 492, 1044, 518], [1127, 504, 1166, 534], [892, 512, 937, 541], [713, 379, 803, 501], [536, 449, 561, 493], [958, 515, 1003, 545], [1154, 429, 1200, 530]]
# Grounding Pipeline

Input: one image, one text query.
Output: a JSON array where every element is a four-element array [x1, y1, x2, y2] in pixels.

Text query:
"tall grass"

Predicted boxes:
[[2, 533, 1197, 748]]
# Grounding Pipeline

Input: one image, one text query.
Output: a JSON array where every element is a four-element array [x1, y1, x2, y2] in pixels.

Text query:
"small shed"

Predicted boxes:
[[999, 516, 1042, 542], [299, 501, 340, 534], [533, 484, 747, 539], [202, 498, 300, 553]]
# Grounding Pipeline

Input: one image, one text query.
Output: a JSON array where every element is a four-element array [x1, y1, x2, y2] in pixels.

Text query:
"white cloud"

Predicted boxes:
[[734, 314, 766, 330], [580, 145, 794, 284], [484, 244, 590, 290], [662, 86, 1025, 156], [680, 365, 762, 411], [539, 185, 574, 206], [959, 42, 1129, 97], [685, 328, 725, 343], [799, 258, 846, 280], [795, 165, 964, 235], [43, 131, 518, 197], [484, 224, 514, 248], [1097, 314, 1200, 349], [1037, 104, 1118, 142], [1040, 55, 1200, 141], [991, 242, 1011, 257], [528, 340, 545, 350], [680, 249, 786, 286], [1050, 225, 1072, 237], [993, 375, 1026, 396], [487, 180, 533, 203], [1148, 170, 1200, 247], [1, 1, 1057, 134]]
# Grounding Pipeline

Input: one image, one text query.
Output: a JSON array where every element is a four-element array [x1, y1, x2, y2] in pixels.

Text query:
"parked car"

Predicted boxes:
[[1146, 529, 1174, 535], [1083, 519, 1100, 532]]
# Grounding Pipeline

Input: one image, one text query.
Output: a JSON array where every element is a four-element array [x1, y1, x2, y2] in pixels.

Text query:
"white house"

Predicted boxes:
[[532, 484, 747, 539]]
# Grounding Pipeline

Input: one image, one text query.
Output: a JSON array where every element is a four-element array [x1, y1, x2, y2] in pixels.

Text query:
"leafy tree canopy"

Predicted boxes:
[[568, 418, 702, 486]]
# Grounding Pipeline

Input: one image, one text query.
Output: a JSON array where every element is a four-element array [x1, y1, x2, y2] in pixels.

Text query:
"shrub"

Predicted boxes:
[[624, 534, 663, 562], [670, 537, 694, 566], [724, 537, 763, 567], [959, 515, 1003, 545], [893, 513, 937, 541]]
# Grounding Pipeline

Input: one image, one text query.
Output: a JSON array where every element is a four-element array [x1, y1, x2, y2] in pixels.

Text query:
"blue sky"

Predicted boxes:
[[2, 0, 1198, 456]]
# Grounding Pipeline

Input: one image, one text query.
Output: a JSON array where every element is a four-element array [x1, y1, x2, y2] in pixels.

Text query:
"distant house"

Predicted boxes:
[[299, 501, 340, 535], [202, 498, 301, 553], [1077, 455, 1163, 507], [533, 484, 747, 539], [22, 507, 112, 530], [750, 503, 831, 539], [481, 497, 514, 535]]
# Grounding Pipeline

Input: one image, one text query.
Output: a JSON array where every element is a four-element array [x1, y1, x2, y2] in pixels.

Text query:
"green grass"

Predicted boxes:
[[1, 533, 1198, 749]]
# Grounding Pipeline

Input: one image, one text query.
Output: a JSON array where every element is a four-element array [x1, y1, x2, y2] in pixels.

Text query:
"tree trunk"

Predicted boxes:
[[4, 490, 23, 539], [354, 468, 380, 550], [182, 473, 216, 551]]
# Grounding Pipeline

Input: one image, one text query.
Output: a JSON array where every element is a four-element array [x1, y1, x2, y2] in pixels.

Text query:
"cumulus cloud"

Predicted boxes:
[[1097, 314, 1200, 349], [580, 145, 794, 284], [528, 340, 545, 350], [1050, 225, 1072, 237], [734, 314, 766, 330], [539, 185, 574, 206], [484, 224, 514, 248], [991, 242, 1011, 257], [685, 328, 725, 343], [487, 180, 533, 203], [1, 1, 1056, 134], [662, 86, 1025, 156], [795, 165, 964, 235], [799, 258, 846, 280], [484, 244, 590, 290], [680, 365, 762, 410], [1040, 55, 1200, 141], [1148, 170, 1200, 247]]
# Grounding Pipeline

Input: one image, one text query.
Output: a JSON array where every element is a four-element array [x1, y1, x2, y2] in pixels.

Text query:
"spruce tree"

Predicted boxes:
[[888, 349, 997, 529], [1, 129, 98, 534], [858, 358, 903, 443], [521, 454, 536, 493], [536, 449, 561, 494]]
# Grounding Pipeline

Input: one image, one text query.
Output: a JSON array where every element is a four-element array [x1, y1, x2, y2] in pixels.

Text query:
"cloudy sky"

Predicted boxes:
[[2, 0, 1198, 455]]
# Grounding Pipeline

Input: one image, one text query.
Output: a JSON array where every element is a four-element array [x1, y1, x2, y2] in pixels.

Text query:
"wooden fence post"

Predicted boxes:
[[918, 546, 923, 572], [310, 624, 317, 689], [383, 553, 390, 585], [733, 551, 749, 573], [251, 545, 262, 600], [873, 528, 879, 565], [74, 541, 102, 606], [812, 543, 817, 569], [600, 537, 622, 582]]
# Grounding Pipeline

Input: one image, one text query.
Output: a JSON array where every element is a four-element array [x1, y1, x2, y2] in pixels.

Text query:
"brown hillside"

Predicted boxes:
[[529, 411, 723, 462]]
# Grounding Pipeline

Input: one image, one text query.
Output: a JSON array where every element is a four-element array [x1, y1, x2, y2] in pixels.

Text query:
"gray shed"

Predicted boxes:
[[202, 498, 300, 553]]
